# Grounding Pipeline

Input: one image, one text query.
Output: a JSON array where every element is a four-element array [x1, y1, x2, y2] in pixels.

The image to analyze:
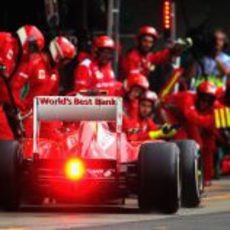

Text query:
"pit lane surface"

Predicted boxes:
[[0, 177, 229, 230]]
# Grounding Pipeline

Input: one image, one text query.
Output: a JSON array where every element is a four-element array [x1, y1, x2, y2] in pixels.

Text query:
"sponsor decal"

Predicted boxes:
[[38, 97, 116, 106]]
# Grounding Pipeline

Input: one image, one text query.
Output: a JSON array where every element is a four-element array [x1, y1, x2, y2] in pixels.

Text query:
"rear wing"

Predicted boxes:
[[33, 96, 123, 153]]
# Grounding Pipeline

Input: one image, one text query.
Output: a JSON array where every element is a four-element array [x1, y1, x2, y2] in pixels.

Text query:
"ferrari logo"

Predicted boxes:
[[38, 70, 46, 79], [51, 74, 57, 80], [95, 70, 103, 79], [6, 49, 14, 60], [148, 63, 155, 72]]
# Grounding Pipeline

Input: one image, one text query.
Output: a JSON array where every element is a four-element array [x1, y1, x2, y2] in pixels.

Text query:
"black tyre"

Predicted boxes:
[[174, 140, 201, 207], [0, 140, 22, 211], [138, 142, 180, 214]]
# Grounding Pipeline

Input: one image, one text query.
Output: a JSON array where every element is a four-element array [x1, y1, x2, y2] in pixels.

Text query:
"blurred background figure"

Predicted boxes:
[[122, 26, 182, 80], [0, 25, 45, 139], [74, 35, 122, 96], [123, 73, 149, 119], [195, 28, 230, 88], [162, 81, 218, 185], [12, 35, 76, 137], [124, 90, 177, 141]]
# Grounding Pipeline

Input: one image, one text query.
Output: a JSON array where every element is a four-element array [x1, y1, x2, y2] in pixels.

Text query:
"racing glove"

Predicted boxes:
[[161, 123, 178, 138], [148, 129, 164, 139], [148, 123, 178, 139]]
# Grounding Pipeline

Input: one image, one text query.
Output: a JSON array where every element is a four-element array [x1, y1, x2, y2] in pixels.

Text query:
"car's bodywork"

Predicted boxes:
[[0, 95, 201, 213]]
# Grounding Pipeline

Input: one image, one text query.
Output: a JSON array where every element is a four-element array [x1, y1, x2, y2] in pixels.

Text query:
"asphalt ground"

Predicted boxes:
[[0, 177, 229, 230]]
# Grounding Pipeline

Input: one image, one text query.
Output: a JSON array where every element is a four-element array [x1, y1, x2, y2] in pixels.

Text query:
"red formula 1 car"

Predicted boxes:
[[0, 94, 201, 213]]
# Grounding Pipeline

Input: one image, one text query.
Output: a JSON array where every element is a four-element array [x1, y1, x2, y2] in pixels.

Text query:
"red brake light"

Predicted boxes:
[[65, 158, 86, 181]]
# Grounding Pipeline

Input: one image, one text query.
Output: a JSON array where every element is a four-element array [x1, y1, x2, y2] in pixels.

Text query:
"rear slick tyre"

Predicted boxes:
[[174, 140, 201, 207], [138, 142, 180, 214], [0, 140, 21, 211]]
